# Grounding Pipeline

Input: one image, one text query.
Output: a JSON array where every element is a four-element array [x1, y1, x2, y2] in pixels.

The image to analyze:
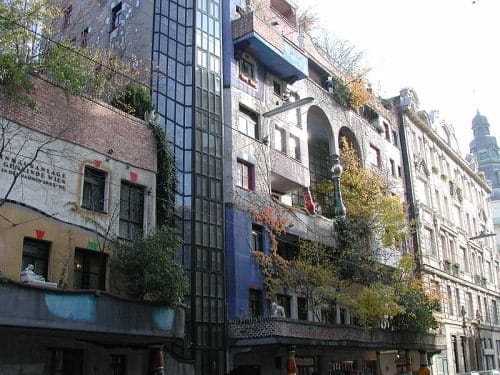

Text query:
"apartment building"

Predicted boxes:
[[0, 77, 184, 374], [224, 1, 444, 374], [397, 91, 500, 375]]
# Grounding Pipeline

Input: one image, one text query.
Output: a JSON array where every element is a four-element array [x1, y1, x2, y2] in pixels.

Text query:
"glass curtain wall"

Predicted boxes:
[[152, 0, 225, 373]]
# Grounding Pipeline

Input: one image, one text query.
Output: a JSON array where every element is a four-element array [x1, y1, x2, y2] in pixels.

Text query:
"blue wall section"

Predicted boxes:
[[45, 293, 96, 322], [153, 307, 175, 330], [225, 205, 266, 319]]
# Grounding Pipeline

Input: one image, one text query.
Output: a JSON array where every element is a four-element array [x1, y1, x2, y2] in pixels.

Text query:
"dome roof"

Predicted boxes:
[[472, 110, 489, 129]]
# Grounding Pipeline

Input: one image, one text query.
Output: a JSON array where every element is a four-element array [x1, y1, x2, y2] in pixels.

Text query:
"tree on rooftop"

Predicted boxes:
[[0, 0, 139, 106], [297, 5, 373, 109]]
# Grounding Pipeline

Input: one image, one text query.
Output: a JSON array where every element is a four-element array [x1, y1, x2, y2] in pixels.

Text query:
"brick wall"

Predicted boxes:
[[0, 77, 157, 172]]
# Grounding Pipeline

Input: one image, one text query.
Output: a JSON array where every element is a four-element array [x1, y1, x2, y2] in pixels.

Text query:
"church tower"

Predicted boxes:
[[469, 111, 500, 200]]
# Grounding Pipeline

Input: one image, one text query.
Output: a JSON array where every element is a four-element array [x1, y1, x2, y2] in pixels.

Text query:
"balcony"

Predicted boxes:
[[228, 317, 446, 352], [270, 148, 309, 192], [232, 12, 308, 82], [0, 278, 184, 346]]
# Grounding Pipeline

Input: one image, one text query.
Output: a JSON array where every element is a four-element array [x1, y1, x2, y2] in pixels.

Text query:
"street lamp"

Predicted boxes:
[[331, 154, 346, 218], [262, 96, 314, 118], [468, 230, 496, 241]]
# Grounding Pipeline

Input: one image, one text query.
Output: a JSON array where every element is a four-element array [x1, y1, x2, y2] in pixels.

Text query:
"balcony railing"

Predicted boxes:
[[228, 317, 446, 351], [0, 278, 184, 346]]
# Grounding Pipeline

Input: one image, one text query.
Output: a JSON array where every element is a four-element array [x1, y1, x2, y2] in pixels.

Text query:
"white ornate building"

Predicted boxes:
[[398, 89, 500, 375]]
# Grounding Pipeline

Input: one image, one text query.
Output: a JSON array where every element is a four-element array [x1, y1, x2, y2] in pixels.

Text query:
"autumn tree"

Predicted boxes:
[[290, 239, 345, 320], [312, 138, 409, 281], [346, 255, 440, 334], [251, 203, 292, 301]]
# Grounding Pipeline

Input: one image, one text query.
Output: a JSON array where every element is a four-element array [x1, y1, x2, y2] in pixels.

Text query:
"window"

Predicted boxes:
[[383, 122, 391, 141], [273, 81, 283, 96], [274, 125, 286, 152], [289, 135, 300, 160], [297, 297, 308, 320], [22, 238, 49, 280], [456, 289, 462, 318], [484, 297, 490, 323], [81, 27, 89, 48], [239, 57, 255, 80], [119, 181, 145, 239], [74, 249, 105, 290], [424, 227, 436, 256], [111, 1, 122, 31], [277, 234, 298, 260], [248, 289, 263, 317], [339, 306, 347, 324], [390, 159, 396, 177], [392, 130, 398, 147], [251, 224, 263, 252], [277, 294, 291, 318], [82, 166, 107, 211], [238, 106, 259, 138], [236, 159, 254, 191], [447, 286, 454, 315], [50, 348, 83, 375], [369, 144, 381, 168], [62, 5, 72, 28], [110, 355, 127, 375], [466, 292, 473, 318], [493, 300, 499, 324], [321, 307, 336, 324]]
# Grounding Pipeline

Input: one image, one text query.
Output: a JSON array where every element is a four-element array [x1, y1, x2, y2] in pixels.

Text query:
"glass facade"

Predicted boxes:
[[152, 0, 224, 373]]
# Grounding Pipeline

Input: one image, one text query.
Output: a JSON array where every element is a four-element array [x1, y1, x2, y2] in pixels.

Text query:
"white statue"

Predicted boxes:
[[271, 302, 286, 318], [20, 264, 45, 283]]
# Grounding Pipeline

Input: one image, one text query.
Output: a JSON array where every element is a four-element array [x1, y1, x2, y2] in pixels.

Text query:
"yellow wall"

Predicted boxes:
[[0, 202, 112, 289]]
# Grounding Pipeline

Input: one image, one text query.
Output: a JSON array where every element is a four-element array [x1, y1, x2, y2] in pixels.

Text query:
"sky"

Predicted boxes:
[[299, 0, 500, 157]]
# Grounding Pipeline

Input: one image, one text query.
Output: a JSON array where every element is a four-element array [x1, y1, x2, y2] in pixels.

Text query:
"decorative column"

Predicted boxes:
[[149, 348, 165, 375], [287, 346, 297, 375], [416, 351, 430, 375], [331, 154, 346, 218]]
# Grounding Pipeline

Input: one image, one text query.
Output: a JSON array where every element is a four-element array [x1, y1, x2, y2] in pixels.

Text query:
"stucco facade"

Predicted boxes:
[[0, 78, 185, 375]]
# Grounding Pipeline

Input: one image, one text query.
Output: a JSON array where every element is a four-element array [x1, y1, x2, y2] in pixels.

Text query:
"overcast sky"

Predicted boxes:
[[299, 0, 500, 156]]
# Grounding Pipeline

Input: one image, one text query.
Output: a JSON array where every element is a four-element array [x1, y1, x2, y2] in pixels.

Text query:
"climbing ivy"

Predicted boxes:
[[148, 120, 176, 226]]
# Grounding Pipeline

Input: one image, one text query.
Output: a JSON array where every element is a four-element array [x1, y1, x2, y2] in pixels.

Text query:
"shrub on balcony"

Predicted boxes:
[[112, 226, 187, 305], [111, 83, 154, 120]]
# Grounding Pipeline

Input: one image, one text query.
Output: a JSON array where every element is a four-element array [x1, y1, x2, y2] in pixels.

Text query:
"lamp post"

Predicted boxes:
[[331, 154, 346, 218]]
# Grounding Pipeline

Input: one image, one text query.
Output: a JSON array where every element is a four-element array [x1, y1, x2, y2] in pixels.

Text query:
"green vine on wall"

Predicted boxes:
[[147, 119, 176, 226]]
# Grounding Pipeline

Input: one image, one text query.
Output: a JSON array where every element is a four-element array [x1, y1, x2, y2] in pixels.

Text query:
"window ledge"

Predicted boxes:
[[239, 73, 257, 88]]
